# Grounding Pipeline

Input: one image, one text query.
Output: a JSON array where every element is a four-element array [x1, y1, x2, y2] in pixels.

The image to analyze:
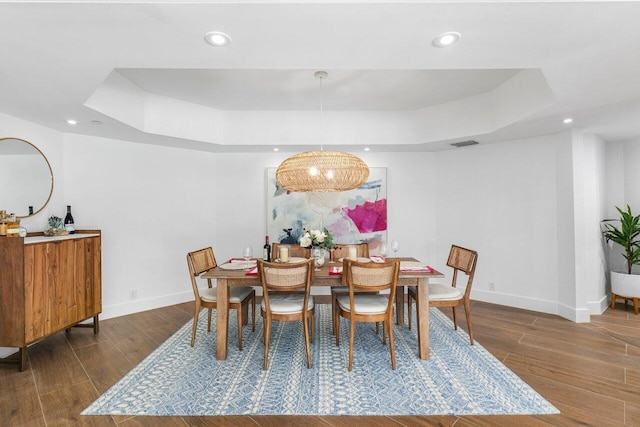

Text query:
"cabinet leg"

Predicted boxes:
[[19, 347, 27, 372], [93, 315, 100, 334]]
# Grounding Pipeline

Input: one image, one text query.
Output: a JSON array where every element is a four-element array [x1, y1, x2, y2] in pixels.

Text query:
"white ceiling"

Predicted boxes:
[[2, 1, 640, 153]]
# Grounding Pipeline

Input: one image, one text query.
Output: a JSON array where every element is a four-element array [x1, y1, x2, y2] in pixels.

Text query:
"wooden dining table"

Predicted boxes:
[[201, 257, 444, 360]]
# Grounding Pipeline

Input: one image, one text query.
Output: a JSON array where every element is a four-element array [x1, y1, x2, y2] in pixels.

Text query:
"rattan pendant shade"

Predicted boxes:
[[276, 150, 369, 192], [276, 71, 369, 193]]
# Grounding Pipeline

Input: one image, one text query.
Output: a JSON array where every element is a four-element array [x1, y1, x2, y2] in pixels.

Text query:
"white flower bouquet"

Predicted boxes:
[[299, 227, 334, 250]]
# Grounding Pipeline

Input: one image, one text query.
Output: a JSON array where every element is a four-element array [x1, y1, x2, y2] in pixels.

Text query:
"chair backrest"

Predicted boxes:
[[187, 247, 218, 299], [344, 258, 400, 294], [446, 245, 478, 297], [332, 242, 369, 260], [271, 243, 312, 260], [257, 259, 314, 312], [257, 259, 313, 291]]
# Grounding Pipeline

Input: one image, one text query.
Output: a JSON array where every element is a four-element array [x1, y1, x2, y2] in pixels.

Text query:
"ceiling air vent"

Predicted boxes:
[[450, 140, 479, 148]]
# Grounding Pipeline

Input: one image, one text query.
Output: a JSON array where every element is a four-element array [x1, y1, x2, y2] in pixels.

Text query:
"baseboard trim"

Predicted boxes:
[[101, 291, 194, 320], [471, 289, 594, 323]]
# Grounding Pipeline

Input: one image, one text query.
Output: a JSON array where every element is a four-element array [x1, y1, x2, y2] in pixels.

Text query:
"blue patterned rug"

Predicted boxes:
[[82, 305, 558, 416]]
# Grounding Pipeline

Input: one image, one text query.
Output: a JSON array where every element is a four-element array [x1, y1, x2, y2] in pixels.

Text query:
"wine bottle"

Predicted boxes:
[[263, 236, 271, 262], [64, 205, 75, 234]]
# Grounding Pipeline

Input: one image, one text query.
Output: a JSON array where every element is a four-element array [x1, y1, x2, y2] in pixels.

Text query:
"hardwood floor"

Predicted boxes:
[[1, 299, 639, 426]]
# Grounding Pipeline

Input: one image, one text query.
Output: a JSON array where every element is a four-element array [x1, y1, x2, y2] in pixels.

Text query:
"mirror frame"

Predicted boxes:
[[0, 137, 54, 219]]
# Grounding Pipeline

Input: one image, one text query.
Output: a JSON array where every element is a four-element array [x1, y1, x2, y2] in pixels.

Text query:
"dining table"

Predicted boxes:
[[201, 257, 444, 360]]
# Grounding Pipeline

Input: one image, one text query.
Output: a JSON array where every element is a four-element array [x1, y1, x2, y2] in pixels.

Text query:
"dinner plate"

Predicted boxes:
[[219, 261, 257, 270], [399, 261, 430, 270], [274, 256, 308, 264], [338, 257, 371, 263]]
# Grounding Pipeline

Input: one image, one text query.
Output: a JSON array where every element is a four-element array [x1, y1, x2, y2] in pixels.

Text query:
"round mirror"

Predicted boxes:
[[0, 137, 54, 218]]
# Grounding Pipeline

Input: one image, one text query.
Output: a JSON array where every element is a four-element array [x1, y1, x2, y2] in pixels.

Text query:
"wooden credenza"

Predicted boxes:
[[0, 231, 102, 371]]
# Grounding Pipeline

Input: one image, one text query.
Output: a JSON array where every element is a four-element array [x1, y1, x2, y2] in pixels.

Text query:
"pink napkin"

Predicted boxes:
[[245, 266, 258, 275], [329, 266, 343, 275], [370, 255, 386, 263], [229, 258, 251, 263]]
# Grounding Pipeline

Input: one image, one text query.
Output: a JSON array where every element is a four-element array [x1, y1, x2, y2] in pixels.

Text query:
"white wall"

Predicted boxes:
[[603, 139, 640, 277], [4, 111, 636, 361], [0, 113, 65, 230], [60, 139, 438, 311], [435, 133, 567, 315]]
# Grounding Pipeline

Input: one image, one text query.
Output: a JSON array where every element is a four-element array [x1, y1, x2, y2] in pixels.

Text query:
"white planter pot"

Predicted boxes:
[[610, 271, 640, 298]]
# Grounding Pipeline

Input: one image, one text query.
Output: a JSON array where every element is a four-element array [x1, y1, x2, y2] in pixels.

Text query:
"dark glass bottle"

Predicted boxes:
[[64, 205, 75, 234], [263, 236, 271, 262]]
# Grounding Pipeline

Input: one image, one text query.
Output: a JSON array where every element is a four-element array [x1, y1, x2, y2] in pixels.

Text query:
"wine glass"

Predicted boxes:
[[242, 246, 253, 261], [379, 243, 388, 260], [391, 240, 399, 258]]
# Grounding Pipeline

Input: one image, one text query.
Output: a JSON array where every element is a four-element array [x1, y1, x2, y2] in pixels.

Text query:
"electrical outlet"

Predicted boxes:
[[489, 282, 496, 291], [129, 289, 138, 300]]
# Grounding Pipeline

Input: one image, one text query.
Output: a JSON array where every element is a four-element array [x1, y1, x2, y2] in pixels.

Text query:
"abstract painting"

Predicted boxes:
[[266, 167, 387, 250]]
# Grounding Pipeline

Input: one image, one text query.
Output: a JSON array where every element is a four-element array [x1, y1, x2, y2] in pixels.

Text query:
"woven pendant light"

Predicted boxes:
[[276, 71, 369, 192]]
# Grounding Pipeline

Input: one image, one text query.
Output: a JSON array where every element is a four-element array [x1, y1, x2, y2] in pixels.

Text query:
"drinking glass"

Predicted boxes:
[[242, 246, 253, 261], [391, 240, 399, 257], [313, 247, 325, 271]]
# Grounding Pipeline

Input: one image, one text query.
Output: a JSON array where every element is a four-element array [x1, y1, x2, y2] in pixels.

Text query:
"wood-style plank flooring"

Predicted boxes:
[[1, 300, 639, 426]]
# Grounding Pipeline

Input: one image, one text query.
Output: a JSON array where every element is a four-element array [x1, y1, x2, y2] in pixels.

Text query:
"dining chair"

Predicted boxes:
[[407, 244, 478, 345], [330, 242, 372, 335], [186, 247, 256, 350], [335, 258, 400, 371], [271, 243, 312, 260], [257, 258, 315, 370]]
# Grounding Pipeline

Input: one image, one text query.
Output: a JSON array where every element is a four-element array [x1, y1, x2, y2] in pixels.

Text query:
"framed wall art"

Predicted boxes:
[[266, 167, 387, 251]]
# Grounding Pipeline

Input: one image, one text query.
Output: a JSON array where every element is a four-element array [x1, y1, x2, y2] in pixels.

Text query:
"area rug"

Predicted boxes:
[[82, 305, 559, 416]]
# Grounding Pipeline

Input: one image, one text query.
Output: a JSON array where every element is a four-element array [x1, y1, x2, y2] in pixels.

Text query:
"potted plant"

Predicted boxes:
[[601, 205, 640, 313]]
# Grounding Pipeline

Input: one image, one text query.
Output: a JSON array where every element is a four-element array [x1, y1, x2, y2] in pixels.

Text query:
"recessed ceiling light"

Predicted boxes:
[[91, 120, 103, 125], [66, 119, 77, 125], [204, 31, 231, 47], [433, 31, 461, 47], [364, 147, 370, 152], [563, 118, 573, 124], [273, 148, 279, 152]]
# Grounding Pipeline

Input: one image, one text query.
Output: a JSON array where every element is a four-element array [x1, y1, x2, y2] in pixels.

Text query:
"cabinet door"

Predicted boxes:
[[24, 236, 102, 343], [76, 236, 102, 320], [24, 242, 57, 342]]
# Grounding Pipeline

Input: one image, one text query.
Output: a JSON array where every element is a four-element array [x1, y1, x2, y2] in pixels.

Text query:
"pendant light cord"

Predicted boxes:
[[319, 73, 324, 152]]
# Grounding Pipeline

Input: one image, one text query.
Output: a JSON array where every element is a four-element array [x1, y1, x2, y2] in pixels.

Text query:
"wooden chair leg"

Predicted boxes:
[[331, 293, 337, 335], [388, 318, 396, 370], [241, 304, 249, 326], [452, 306, 458, 330], [348, 318, 356, 372], [407, 293, 413, 330], [611, 293, 617, 309], [310, 310, 315, 343], [464, 300, 474, 345], [263, 317, 271, 370], [251, 296, 256, 331], [335, 312, 341, 346], [634, 298, 639, 315], [303, 313, 312, 369], [207, 308, 212, 332], [237, 307, 243, 351], [191, 303, 201, 347], [376, 320, 390, 345]]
